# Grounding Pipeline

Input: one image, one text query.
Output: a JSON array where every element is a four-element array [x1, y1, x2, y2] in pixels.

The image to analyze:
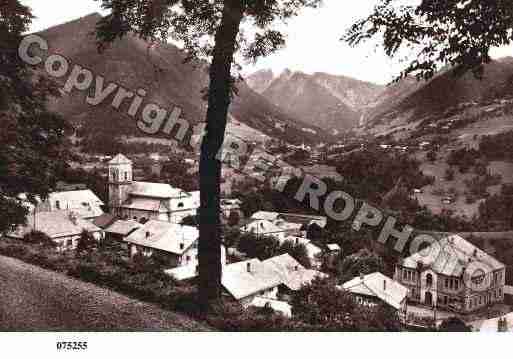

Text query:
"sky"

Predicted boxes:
[[22, 0, 513, 85]]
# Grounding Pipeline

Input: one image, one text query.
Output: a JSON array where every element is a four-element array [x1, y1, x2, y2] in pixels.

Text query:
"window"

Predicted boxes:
[[426, 273, 433, 287], [178, 202, 184, 208], [445, 278, 449, 288], [443, 296, 448, 305], [124, 172, 128, 181], [66, 239, 73, 247], [449, 279, 454, 290], [455, 280, 459, 290], [186, 255, 191, 262], [403, 270, 407, 280], [499, 288, 503, 298], [55, 200, 61, 210]]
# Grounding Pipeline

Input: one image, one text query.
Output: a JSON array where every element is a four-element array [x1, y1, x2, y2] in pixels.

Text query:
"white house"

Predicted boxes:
[[8, 210, 102, 251], [19, 190, 104, 220], [341, 272, 409, 312], [263, 254, 326, 300], [221, 258, 282, 307], [108, 154, 199, 224], [124, 220, 202, 268]]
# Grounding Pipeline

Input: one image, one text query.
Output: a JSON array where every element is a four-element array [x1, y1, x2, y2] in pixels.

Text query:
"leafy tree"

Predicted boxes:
[[346, 1, 513, 81], [290, 277, 362, 330], [76, 230, 97, 254], [23, 230, 56, 248], [227, 210, 241, 227], [338, 248, 385, 283], [95, 0, 322, 309], [0, 1, 68, 234]]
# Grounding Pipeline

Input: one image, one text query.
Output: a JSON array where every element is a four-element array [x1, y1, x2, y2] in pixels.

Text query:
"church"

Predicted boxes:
[[108, 154, 199, 224]]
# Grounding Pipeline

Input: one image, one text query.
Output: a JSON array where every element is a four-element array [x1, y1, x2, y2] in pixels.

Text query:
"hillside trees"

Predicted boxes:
[[95, 0, 323, 309], [0, 1, 68, 234]]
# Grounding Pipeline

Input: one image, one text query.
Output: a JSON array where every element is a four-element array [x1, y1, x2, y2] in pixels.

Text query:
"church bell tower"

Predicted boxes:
[[108, 154, 133, 216]]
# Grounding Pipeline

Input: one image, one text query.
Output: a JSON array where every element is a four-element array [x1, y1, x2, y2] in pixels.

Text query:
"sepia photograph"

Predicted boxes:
[[1, 0, 513, 356]]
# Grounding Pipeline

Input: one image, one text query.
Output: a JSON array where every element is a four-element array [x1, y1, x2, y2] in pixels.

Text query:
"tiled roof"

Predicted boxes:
[[105, 220, 143, 236], [129, 182, 183, 198], [222, 259, 282, 300], [8, 210, 101, 239], [402, 234, 505, 276], [341, 272, 408, 310], [263, 254, 325, 291], [124, 220, 198, 255], [109, 153, 132, 165]]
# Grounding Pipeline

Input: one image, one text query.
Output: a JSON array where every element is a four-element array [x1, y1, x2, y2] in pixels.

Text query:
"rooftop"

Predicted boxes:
[[124, 220, 198, 255], [105, 220, 143, 236], [109, 153, 132, 165], [401, 234, 505, 277], [341, 272, 409, 310], [8, 210, 101, 239], [222, 259, 282, 300], [263, 254, 325, 291], [129, 181, 184, 199]]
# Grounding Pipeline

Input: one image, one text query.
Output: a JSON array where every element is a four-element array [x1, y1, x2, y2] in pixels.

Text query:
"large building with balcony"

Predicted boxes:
[[395, 235, 505, 313]]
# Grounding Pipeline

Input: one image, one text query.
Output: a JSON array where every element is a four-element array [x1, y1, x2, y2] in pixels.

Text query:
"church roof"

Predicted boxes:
[[129, 182, 184, 199], [109, 154, 132, 165]]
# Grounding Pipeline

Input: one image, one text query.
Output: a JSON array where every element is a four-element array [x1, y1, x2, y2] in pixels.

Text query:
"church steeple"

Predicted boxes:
[[108, 154, 133, 215]]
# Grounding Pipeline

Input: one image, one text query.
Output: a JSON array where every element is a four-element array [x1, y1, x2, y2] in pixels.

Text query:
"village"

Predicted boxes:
[[3, 152, 511, 332]]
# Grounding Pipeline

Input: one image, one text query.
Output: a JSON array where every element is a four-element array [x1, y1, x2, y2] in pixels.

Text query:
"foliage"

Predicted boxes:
[[479, 130, 513, 161], [76, 230, 97, 255], [236, 232, 311, 268], [0, 1, 69, 233], [23, 230, 56, 248], [447, 148, 480, 173], [337, 248, 385, 283], [227, 210, 241, 227], [346, 0, 513, 81], [477, 184, 513, 230], [334, 148, 434, 203], [444, 168, 455, 181]]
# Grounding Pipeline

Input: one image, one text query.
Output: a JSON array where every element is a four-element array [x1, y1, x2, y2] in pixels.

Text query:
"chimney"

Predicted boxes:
[[247, 262, 251, 273], [359, 273, 364, 281]]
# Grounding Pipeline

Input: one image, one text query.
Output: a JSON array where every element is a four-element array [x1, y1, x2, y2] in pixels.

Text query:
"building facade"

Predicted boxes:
[[108, 154, 199, 224], [395, 235, 505, 313]]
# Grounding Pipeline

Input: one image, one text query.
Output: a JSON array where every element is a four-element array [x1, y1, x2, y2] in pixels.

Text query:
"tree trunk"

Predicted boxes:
[[198, 0, 243, 310]]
